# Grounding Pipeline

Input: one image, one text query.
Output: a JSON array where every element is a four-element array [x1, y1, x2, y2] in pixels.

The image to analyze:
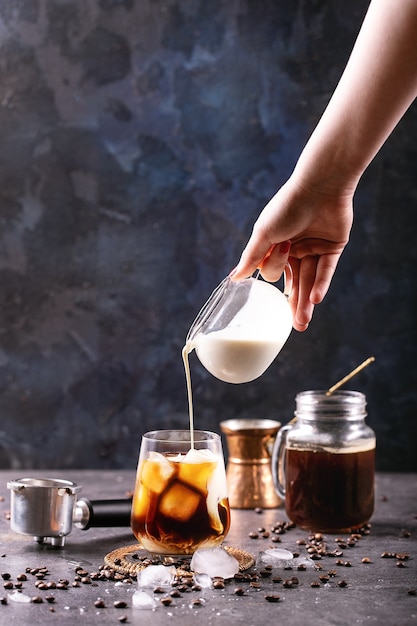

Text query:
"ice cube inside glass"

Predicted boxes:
[[131, 430, 231, 555]]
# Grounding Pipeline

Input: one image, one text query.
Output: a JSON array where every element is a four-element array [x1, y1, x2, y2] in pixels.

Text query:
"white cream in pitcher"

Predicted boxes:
[[183, 276, 292, 386]]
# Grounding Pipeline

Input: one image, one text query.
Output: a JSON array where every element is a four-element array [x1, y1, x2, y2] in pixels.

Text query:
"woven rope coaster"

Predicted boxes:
[[104, 544, 255, 577]]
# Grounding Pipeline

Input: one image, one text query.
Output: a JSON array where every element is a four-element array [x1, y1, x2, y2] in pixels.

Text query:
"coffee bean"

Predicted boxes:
[[16, 574, 27, 581], [160, 597, 172, 606], [338, 580, 348, 587], [0, 597, 7, 605], [248, 532, 259, 539], [254, 507, 263, 514], [45, 595, 55, 604], [264, 594, 281, 602], [1, 574, 10, 581], [213, 580, 224, 590], [408, 589, 417, 596], [36, 582, 48, 590], [310, 580, 321, 588], [234, 587, 245, 596], [170, 589, 181, 597], [114, 600, 127, 609], [94, 598, 106, 608], [3, 581, 13, 589], [31, 596, 43, 603], [361, 557, 372, 564], [76, 569, 89, 577]]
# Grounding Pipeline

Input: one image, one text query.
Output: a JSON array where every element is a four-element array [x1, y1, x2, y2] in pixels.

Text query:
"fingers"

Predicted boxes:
[[257, 241, 291, 282], [230, 239, 271, 280], [232, 239, 291, 282], [310, 253, 341, 304], [295, 256, 317, 329], [289, 253, 340, 330], [287, 257, 314, 332]]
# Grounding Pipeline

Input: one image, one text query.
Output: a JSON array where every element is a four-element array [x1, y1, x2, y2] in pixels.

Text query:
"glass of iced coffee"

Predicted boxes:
[[131, 430, 231, 555]]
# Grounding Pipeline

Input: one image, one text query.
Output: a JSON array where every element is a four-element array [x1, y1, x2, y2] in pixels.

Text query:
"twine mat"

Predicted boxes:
[[104, 544, 255, 577]]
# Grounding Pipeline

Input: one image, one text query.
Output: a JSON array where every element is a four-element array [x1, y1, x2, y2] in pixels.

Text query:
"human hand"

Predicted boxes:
[[231, 177, 354, 331]]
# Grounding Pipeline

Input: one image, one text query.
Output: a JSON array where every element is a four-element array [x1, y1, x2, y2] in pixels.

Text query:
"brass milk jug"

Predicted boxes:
[[220, 418, 282, 509]]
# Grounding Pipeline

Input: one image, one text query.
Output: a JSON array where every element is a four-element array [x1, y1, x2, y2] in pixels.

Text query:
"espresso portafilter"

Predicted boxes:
[[7, 477, 132, 547]]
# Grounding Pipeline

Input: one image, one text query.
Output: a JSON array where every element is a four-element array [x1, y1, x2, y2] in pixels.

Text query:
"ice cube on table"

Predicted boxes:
[[137, 564, 176, 588], [190, 547, 239, 579], [264, 548, 294, 560], [7, 591, 31, 604], [132, 589, 159, 609], [193, 572, 213, 589], [259, 548, 315, 569], [258, 547, 294, 567]]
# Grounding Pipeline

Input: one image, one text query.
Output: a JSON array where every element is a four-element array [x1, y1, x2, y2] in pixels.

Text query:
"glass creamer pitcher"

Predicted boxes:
[[185, 269, 293, 384]]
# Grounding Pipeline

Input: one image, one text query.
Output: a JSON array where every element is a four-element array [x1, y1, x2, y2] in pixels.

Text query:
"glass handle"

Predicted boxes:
[[284, 263, 293, 300], [271, 423, 292, 499]]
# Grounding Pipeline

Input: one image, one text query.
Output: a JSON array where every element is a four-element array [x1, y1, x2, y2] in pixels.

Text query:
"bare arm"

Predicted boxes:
[[232, 0, 417, 331]]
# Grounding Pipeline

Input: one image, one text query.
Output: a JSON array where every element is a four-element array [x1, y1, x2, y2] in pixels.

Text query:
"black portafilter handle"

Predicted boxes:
[[73, 497, 132, 531]]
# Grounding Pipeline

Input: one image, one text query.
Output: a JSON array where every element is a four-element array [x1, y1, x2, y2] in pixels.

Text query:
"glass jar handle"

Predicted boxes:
[[271, 422, 293, 499]]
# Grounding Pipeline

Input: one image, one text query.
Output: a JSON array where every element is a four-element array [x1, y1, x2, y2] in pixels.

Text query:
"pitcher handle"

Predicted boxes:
[[271, 422, 293, 499], [283, 262, 293, 300]]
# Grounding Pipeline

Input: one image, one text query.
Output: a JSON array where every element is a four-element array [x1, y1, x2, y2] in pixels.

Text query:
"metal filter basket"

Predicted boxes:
[[8, 477, 82, 547]]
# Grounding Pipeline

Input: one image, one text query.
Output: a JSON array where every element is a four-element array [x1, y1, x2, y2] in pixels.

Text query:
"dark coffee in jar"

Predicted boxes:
[[272, 390, 376, 533], [285, 445, 375, 532]]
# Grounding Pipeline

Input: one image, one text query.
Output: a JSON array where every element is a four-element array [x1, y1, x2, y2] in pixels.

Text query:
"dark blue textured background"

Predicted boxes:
[[0, 0, 415, 471]]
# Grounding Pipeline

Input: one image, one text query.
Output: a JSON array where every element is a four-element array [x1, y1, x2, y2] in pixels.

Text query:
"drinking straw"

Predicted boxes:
[[326, 356, 375, 396]]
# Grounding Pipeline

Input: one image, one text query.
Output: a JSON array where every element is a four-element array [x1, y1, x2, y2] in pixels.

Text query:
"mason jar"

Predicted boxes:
[[272, 390, 376, 532]]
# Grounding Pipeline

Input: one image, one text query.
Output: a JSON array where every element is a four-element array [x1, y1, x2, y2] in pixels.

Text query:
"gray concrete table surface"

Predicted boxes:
[[0, 470, 416, 625]]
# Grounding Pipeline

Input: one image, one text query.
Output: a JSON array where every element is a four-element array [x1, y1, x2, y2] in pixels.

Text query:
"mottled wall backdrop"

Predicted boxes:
[[0, 0, 416, 471]]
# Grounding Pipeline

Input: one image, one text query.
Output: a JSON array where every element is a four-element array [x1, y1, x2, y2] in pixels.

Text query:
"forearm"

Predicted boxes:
[[295, 0, 417, 193]]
